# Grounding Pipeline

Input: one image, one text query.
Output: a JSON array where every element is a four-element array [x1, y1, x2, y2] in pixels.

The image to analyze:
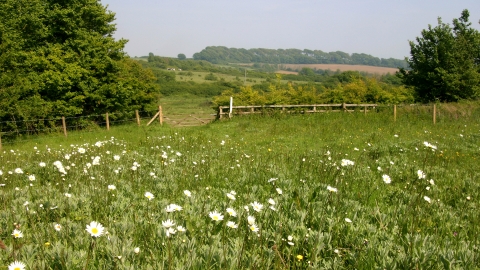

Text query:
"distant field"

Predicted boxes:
[[279, 64, 399, 75]]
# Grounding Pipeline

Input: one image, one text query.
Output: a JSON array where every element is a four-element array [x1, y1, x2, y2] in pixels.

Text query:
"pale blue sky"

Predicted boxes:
[[100, 0, 480, 60]]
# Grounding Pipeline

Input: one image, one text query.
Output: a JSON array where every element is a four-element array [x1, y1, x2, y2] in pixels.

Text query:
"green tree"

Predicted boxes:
[[399, 9, 480, 102], [177, 53, 186, 60], [0, 0, 158, 133]]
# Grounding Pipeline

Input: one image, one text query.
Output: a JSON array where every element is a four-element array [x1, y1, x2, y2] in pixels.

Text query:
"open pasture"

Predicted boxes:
[[0, 109, 479, 269], [279, 64, 400, 75]]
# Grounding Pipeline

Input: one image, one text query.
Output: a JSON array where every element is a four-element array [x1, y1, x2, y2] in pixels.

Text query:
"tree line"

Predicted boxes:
[[193, 46, 408, 68]]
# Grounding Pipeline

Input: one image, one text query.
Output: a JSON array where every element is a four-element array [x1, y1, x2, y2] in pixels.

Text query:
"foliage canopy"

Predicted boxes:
[[399, 9, 480, 102], [0, 0, 159, 133], [193, 46, 408, 68]]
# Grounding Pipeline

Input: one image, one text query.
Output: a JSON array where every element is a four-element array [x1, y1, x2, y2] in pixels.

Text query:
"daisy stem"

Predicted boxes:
[[83, 239, 95, 270], [236, 226, 248, 269], [167, 237, 172, 270], [222, 224, 226, 268]]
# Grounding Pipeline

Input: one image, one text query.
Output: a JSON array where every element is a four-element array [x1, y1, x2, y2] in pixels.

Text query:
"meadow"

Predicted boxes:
[[1, 107, 479, 269]]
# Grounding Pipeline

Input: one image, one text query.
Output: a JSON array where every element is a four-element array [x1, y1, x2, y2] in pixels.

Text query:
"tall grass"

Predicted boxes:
[[1, 109, 479, 269]]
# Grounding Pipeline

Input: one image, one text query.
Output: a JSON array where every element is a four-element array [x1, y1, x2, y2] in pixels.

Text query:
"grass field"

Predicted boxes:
[[279, 64, 400, 75], [1, 107, 479, 269], [174, 71, 267, 86]]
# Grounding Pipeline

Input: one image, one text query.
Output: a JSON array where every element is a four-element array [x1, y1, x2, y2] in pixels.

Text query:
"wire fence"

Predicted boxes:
[[1, 103, 478, 148], [0, 107, 220, 148]]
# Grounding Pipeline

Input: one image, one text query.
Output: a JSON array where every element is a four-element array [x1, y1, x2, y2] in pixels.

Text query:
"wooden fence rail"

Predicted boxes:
[[218, 103, 378, 119]]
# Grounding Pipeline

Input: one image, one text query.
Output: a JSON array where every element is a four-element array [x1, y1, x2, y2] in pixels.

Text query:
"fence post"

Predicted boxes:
[[106, 113, 110, 130], [394, 105, 397, 122], [62, 116, 67, 137], [364, 105, 367, 115], [229, 97, 233, 118], [433, 104, 436, 125], [342, 103, 346, 112], [135, 110, 140, 126], [159, 106, 163, 125]]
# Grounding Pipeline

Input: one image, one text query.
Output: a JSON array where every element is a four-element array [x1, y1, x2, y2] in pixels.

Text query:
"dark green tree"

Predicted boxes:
[[399, 9, 480, 102], [0, 0, 158, 133], [177, 53, 186, 60]]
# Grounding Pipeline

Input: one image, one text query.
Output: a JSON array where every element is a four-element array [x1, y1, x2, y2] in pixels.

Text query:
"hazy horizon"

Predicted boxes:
[[100, 0, 480, 60]]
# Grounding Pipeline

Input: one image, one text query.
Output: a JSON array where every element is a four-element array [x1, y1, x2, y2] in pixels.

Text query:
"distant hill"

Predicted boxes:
[[193, 46, 408, 69]]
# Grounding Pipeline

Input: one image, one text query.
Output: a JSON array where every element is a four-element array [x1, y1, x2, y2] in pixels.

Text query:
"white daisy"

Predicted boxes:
[[144, 192, 154, 200], [382, 174, 392, 184], [209, 211, 224, 221], [250, 201, 263, 212], [8, 261, 26, 270], [86, 221, 105, 237]]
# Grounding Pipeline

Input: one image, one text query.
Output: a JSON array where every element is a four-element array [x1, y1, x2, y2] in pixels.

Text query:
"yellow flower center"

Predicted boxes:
[[92, 228, 98, 234], [14, 268, 21, 270]]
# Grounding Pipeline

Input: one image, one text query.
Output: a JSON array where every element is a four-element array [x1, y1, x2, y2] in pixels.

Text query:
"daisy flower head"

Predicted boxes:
[[276, 188, 283, 195], [247, 215, 255, 225], [417, 170, 426, 179], [183, 190, 192, 197], [39, 162, 46, 167], [268, 198, 276, 205], [166, 227, 177, 237], [424, 196, 431, 203], [226, 192, 236, 200], [54, 224, 62, 231], [345, 218, 352, 223], [144, 192, 154, 200], [162, 219, 175, 228], [423, 141, 437, 150], [166, 203, 183, 212], [341, 159, 355, 166], [249, 223, 259, 233], [250, 201, 263, 212], [113, 155, 120, 161], [86, 221, 105, 237], [12, 229, 23, 238], [173, 204, 183, 211], [226, 207, 237, 217], [8, 261, 26, 270], [209, 211, 224, 222], [108, 185, 116, 191], [327, 185, 338, 192], [28, 175, 36, 181], [268, 178, 278, 183], [78, 147, 86, 154], [382, 174, 392, 184], [134, 247, 140, 254], [177, 226, 186, 232], [226, 221, 238, 229], [14, 168, 23, 174]]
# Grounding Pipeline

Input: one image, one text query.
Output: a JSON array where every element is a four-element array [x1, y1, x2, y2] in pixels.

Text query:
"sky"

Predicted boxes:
[[100, 0, 480, 60]]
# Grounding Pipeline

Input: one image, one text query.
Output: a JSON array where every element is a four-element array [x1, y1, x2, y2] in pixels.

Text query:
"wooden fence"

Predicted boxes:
[[218, 103, 378, 118], [0, 103, 454, 150], [0, 106, 216, 149]]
